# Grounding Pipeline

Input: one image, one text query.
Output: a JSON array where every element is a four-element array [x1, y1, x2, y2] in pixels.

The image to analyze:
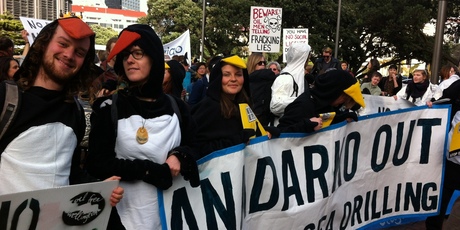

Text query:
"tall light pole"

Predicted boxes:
[[430, 0, 447, 84], [334, 0, 342, 59], [200, 0, 206, 62]]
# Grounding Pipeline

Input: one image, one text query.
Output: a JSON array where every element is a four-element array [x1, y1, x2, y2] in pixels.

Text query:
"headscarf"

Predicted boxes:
[[108, 24, 164, 99]]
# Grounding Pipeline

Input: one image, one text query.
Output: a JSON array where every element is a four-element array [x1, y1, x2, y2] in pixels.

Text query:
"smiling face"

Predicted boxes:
[[221, 63, 244, 98], [122, 45, 152, 84], [40, 26, 90, 85]]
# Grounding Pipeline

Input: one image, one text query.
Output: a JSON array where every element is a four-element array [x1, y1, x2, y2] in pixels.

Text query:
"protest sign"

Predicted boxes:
[[163, 30, 191, 63], [359, 94, 416, 116], [19, 17, 52, 45], [160, 106, 450, 229], [249, 6, 282, 53], [0, 180, 118, 230], [283, 28, 308, 62]]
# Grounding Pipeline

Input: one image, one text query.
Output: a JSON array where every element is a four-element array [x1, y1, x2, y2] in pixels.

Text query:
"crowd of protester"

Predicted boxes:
[[1, 17, 460, 229]]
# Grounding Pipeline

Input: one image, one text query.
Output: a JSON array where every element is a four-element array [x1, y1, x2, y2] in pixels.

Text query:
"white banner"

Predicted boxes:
[[163, 30, 191, 63], [160, 106, 450, 229], [0, 180, 118, 230], [359, 94, 416, 116], [249, 6, 282, 53], [283, 28, 308, 62], [19, 17, 52, 45]]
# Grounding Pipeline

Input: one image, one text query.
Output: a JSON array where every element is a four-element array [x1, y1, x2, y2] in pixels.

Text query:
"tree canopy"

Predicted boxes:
[[142, 0, 460, 75]]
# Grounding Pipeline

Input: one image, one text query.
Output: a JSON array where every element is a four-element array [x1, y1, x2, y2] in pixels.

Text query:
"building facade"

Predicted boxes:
[[0, 0, 71, 20]]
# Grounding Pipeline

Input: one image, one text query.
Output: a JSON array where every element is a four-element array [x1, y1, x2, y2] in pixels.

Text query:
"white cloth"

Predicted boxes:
[[270, 43, 311, 120], [115, 114, 181, 230], [395, 82, 437, 106], [433, 74, 460, 100], [0, 123, 76, 195]]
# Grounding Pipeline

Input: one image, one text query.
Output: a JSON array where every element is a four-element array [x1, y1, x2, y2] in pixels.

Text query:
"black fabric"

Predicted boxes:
[[405, 80, 429, 102], [440, 80, 460, 124], [278, 69, 359, 133], [113, 24, 165, 99], [169, 146, 200, 187], [249, 69, 277, 126], [191, 96, 246, 158], [311, 57, 340, 77], [188, 76, 209, 107], [191, 56, 254, 158], [277, 90, 318, 133], [311, 69, 357, 110], [166, 60, 186, 98], [142, 161, 173, 190]]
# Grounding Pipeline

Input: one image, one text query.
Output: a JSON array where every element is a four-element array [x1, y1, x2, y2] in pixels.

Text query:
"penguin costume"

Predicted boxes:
[[87, 24, 199, 229], [278, 69, 365, 133]]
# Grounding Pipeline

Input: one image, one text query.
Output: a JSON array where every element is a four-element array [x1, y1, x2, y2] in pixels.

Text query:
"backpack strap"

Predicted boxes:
[[280, 72, 299, 97], [166, 94, 182, 124], [111, 93, 119, 139], [0, 80, 21, 141]]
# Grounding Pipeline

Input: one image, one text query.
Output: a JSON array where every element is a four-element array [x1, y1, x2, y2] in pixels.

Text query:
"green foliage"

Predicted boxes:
[[142, 0, 460, 69], [90, 24, 119, 46], [0, 12, 26, 54]]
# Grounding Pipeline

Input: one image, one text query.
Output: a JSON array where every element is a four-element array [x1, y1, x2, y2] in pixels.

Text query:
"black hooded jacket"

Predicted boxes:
[[249, 69, 277, 126], [191, 58, 252, 158]]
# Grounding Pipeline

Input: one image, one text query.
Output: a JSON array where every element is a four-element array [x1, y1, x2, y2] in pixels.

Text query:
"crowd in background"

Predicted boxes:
[[1, 19, 460, 230]]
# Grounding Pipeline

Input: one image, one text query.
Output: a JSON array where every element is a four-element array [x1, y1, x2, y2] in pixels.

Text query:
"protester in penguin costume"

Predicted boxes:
[[191, 55, 263, 158], [0, 17, 124, 228], [277, 69, 365, 133], [87, 24, 200, 230], [164, 59, 186, 98]]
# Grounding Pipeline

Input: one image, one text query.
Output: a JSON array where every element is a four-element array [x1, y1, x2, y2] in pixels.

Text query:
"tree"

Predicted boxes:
[[90, 24, 119, 46], [141, 0, 460, 71], [140, 0, 202, 59], [0, 12, 26, 55]]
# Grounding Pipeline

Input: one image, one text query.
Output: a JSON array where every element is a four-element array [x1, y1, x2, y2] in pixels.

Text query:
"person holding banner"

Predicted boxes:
[[0, 16, 124, 228], [394, 69, 436, 106], [191, 55, 267, 157], [270, 43, 311, 125], [426, 79, 460, 229], [87, 24, 200, 230], [278, 69, 365, 133]]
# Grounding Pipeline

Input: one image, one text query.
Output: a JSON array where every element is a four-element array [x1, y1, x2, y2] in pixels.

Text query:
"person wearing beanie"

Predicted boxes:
[[86, 24, 200, 229], [0, 16, 124, 228], [164, 59, 186, 98], [277, 69, 365, 133], [270, 43, 311, 125], [191, 55, 265, 158]]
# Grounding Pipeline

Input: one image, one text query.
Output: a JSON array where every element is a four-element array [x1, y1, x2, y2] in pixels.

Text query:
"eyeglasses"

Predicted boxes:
[[257, 61, 267, 66], [122, 49, 144, 61], [271, 68, 278, 71]]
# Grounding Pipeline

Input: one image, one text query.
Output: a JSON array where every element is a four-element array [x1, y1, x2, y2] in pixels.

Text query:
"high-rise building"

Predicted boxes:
[[105, 0, 122, 9], [0, 0, 72, 20], [121, 0, 140, 11]]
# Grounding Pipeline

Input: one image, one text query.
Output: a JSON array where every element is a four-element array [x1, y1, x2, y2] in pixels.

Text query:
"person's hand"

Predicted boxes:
[[310, 117, 322, 131], [393, 95, 398, 101], [426, 101, 433, 108], [96, 89, 111, 97], [21, 30, 29, 42], [104, 176, 123, 207], [166, 155, 181, 177]]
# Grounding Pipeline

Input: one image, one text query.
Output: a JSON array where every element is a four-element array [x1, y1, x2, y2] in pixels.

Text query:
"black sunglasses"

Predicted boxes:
[[257, 61, 267, 66]]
